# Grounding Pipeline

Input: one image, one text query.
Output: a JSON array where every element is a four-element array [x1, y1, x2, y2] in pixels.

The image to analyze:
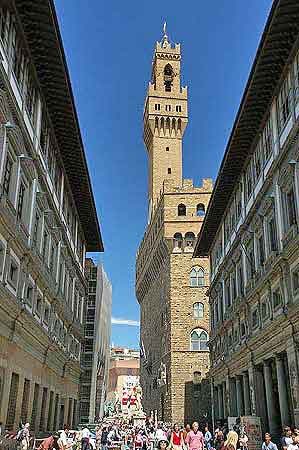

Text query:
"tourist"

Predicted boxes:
[[58, 424, 69, 450], [261, 433, 278, 450], [101, 426, 109, 450], [81, 426, 91, 450], [204, 425, 212, 450], [170, 424, 184, 450], [282, 427, 293, 450], [155, 424, 167, 444], [287, 431, 299, 450], [183, 425, 191, 444], [157, 439, 169, 450], [185, 422, 204, 450], [222, 431, 238, 450], [18, 423, 30, 450]]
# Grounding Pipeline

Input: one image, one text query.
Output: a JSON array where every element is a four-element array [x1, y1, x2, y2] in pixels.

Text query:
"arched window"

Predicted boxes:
[[193, 302, 204, 318], [173, 232, 183, 249], [197, 203, 205, 217], [164, 64, 173, 92], [190, 329, 209, 351], [185, 232, 195, 248], [190, 266, 205, 287], [178, 204, 186, 216]]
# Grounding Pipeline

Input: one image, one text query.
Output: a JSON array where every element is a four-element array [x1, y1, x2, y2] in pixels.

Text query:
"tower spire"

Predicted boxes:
[[162, 21, 169, 48]]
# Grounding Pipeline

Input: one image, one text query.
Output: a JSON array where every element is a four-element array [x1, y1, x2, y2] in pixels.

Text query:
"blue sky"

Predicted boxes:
[[54, 0, 272, 348]]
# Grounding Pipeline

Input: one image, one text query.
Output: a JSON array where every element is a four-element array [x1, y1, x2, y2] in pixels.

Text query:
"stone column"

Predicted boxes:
[[14, 374, 25, 430], [236, 376, 244, 417], [243, 372, 251, 416], [0, 368, 12, 424], [263, 360, 277, 434], [34, 386, 43, 432], [222, 382, 227, 418], [214, 386, 219, 420], [218, 385, 223, 419], [27, 380, 35, 425], [225, 376, 231, 416], [49, 391, 56, 431], [43, 388, 50, 432], [63, 397, 69, 425], [68, 398, 73, 428], [287, 343, 299, 427], [248, 362, 257, 416], [276, 354, 290, 426]]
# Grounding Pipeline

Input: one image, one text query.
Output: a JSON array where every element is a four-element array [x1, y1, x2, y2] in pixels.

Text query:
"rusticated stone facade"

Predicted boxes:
[[136, 28, 212, 424]]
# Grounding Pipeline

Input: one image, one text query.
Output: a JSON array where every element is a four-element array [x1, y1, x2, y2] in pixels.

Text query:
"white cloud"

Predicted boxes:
[[111, 317, 140, 327]]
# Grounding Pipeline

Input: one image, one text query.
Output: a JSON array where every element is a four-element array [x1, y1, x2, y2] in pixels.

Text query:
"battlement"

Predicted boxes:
[[155, 41, 181, 55]]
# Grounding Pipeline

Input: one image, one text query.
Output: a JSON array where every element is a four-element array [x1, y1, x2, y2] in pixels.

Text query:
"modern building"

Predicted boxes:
[[107, 347, 140, 404], [194, 0, 299, 435], [79, 259, 112, 424], [136, 27, 212, 424], [0, 1, 103, 432]]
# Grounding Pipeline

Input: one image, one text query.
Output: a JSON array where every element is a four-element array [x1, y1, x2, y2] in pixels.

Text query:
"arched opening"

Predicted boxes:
[[178, 204, 186, 216], [190, 266, 205, 287], [193, 302, 204, 318], [164, 64, 173, 92], [190, 329, 209, 351], [196, 203, 205, 217], [185, 232, 195, 248], [173, 232, 183, 249]]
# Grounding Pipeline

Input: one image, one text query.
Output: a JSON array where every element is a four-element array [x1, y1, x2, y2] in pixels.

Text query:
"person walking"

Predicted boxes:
[[287, 431, 299, 450], [222, 431, 238, 450], [185, 422, 204, 450], [81, 426, 91, 450], [101, 427, 109, 450], [170, 424, 184, 450], [282, 427, 293, 450], [261, 433, 278, 450], [204, 426, 212, 450]]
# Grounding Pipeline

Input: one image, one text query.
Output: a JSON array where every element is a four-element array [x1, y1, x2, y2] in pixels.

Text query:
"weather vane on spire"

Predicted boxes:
[[162, 21, 169, 48]]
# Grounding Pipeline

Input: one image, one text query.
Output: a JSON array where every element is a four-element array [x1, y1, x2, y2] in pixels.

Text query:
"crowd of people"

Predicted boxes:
[[2, 419, 299, 450]]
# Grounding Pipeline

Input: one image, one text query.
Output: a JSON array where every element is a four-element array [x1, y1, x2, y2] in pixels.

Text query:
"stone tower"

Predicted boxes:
[[136, 26, 213, 424], [143, 26, 188, 220]]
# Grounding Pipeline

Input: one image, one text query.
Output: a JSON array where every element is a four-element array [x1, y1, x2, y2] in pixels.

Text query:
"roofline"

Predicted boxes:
[[194, 0, 299, 257]]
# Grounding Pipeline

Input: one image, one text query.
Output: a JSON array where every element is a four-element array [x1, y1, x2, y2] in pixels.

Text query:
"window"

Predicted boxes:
[[246, 241, 255, 280], [0, 241, 5, 276], [36, 296, 42, 317], [166, 147, 169, 151], [173, 232, 183, 249], [240, 322, 246, 337], [17, 181, 26, 222], [293, 270, 299, 293], [42, 231, 48, 262], [165, 105, 171, 112], [196, 204, 205, 217], [8, 258, 18, 290], [277, 74, 291, 131], [254, 144, 263, 181], [252, 309, 259, 329], [168, 168, 171, 174], [193, 302, 204, 319], [262, 116, 273, 161], [33, 212, 40, 249], [185, 232, 195, 248], [164, 64, 173, 92], [176, 105, 182, 113], [190, 329, 208, 351], [225, 278, 231, 308], [261, 301, 268, 318], [258, 234, 265, 266], [285, 187, 297, 229], [245, 162, 253, 201], [25, 284, 33, 307], [273, 288, 282, 309], [3, 155, 13, 196], [49, 243, 56, 274], [155, 104, 160, 111], [178, 204, 186, 216], [44, 304, 50, 325], [25, 74, 36, 122], [190, 267, 205, 287], [268, 216, 278, 252]]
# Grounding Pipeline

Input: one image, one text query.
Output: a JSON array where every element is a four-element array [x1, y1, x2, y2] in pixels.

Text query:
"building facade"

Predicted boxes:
[[194, 0, 299, 435], [0, 1, 103, 432], [136, 28, 212, 424], [107, 347, 140, 405], [79, 259, 112, 424]]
